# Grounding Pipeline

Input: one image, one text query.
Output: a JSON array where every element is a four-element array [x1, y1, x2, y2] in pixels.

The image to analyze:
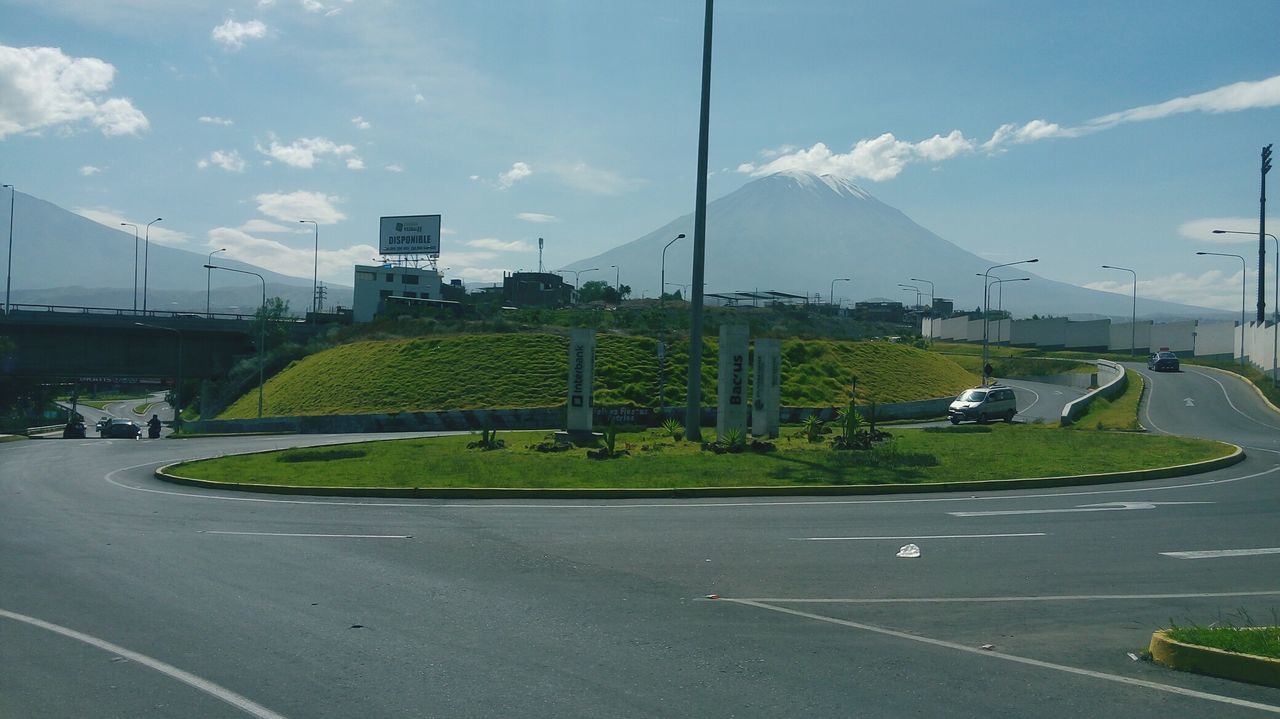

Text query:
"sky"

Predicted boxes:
[[1, 1, 1279, 311]]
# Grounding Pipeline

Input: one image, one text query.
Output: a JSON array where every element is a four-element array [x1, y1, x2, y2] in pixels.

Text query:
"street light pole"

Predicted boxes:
[[830, 278, 850, 309], [300, 219, 319, 316], [611, 265, 620, 293], [910, 277, 935, 344], [142, 217, 162, 314], [1101, 265, 1137, 356], [985, 277, 1030, 346], [206, 248, 226, 317], [982, 259, 1038, 384], [555, 267, 598, 304], [1215, 230, 1279, 385], [660, 233, 685, 307], [205, 264, 267, 417], [1197, 251, 1247, 365], [685, 0, 714, 443], [134, 322, 183, 433], [121, 222, 139, 311], [3, 184, 14, 314]]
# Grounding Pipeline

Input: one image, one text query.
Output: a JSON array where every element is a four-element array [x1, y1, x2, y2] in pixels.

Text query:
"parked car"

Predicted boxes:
[[101, 418, 143, 439], [1147, 350, 1180, 372], [62, 420, 87, 438], [95, 416, 114, 434], [948, 385, 1018, 424]]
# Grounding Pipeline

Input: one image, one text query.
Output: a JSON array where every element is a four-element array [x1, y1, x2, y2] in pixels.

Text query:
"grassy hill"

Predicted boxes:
[[218, 333, 978, 419]]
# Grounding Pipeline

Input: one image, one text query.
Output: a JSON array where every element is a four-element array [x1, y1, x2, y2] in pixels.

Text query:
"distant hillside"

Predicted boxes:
[[217, 333, 978, 418]]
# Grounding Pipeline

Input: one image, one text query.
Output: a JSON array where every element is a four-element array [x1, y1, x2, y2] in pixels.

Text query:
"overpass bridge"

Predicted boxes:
[[0, 304, 322, 382]]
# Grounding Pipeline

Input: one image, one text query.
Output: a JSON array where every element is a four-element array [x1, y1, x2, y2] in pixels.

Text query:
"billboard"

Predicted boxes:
[[379, 215, 441, 255]]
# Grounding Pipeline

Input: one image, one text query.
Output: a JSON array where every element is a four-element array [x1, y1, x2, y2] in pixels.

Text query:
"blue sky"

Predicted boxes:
[[1, 0, 1278, 310]]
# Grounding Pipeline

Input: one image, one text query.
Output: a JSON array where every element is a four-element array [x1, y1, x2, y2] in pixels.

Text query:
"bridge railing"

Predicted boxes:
[[2, 304, 302, 323]]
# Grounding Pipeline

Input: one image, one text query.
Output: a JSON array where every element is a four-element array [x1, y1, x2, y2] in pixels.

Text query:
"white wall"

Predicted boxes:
[[352, 264, 444, 323], [1063, 319, 1111, 349], [1109, 321, 1152, 354], [1193, 321, 1236, 358]]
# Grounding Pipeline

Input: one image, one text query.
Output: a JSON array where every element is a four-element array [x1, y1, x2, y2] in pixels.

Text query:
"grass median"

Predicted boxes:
[[170, 424, 1233, 490]]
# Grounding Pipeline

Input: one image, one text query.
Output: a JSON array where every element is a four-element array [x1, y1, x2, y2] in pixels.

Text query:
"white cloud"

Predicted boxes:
[[211, 19, 269, 50], [199, 115, 234, 126], [197, 149, 247, 172], [1085, 270, 1245, 312], [466, 238, 534, 252], [549, 162, 643, 195], [745, 73, 1280, 182], [351, 115, 371, 130], [300, 0, 324, 12], [75, 207, 189, 246], [345, 157, 365, 170], [516, 212, 558, 223], [414, 93, 426, 104], [497, 161, 532, 189], [0, 45, 149, 139], [255, 190, 346, 224], [239, 219, 295, 233], [385, 164, 404, 173], [207, 227, 376, 284], [255, 135, 360, 169], [1178, 217, 1280, 242], [80, 165, 102, 176]]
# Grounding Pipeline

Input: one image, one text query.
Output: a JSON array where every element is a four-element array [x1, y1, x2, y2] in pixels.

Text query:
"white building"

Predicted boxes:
[[352, 264, 444, 322]]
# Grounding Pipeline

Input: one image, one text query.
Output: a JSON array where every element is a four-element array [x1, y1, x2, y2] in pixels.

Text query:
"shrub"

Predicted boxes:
[[661, 418, 685, 441]]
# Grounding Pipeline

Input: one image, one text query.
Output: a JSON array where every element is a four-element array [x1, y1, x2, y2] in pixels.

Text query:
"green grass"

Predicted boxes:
[[172, 425, 1232, 489], [1072, 370, 1144, 431], [1165, 626, 1280, 660], [218, 334, 979, 419]]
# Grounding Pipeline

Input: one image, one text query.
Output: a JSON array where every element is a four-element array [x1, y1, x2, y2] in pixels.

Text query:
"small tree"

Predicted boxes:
[[578, 280, 609, 303]]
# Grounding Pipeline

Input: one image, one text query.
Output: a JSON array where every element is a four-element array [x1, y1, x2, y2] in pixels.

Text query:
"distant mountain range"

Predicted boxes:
[[0, 191, 352, 314], [566, 171, 1226, 320]]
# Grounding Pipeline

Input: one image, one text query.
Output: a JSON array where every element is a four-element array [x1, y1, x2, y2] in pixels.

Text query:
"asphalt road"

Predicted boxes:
[[3, 370, 1280, 718]]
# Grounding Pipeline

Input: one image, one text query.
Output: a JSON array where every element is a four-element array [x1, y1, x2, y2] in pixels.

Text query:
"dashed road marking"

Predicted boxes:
[[790, 533, 1045, 541], [1161, 547, 1280, 560]]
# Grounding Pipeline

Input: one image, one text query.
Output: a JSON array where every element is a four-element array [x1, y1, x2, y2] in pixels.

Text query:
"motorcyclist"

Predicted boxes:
[[147, 414, 162, 439]]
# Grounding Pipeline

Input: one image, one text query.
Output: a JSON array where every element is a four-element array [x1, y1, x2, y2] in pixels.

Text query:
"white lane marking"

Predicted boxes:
[[1183, 397, 1195, 407], [722, 599, 1280, 715], [0, 608, 287, 719], [1138, 369, 1167, 434], [720, 590, 1280, 604], [199, 531, 410, 539], [104, 462, 1278, 510], [790, 533, 1046, 541], [1184, 366, 1280, 432], [950, 501, 1211, 517], [1161, 547, 1280, 560]]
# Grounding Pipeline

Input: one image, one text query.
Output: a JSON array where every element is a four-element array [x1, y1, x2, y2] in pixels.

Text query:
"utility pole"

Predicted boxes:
[[1260, 144, 1273, 324], [685, 0, 714, 442]]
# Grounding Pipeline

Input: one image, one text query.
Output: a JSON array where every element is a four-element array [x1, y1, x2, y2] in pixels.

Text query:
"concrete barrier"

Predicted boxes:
[[1060, 360, 1126, 426]]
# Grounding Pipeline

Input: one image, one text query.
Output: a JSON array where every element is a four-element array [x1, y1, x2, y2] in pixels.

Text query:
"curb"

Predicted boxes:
[[154, 443, 1245, 500], [1149, 630, 1280, 689], [1192, 364, 1280, 416]]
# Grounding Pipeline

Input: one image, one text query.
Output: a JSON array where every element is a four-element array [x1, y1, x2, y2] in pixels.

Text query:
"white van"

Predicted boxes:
[[948, 385, 1017, 424]]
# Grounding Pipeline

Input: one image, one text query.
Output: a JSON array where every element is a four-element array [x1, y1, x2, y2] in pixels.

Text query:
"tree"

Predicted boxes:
[[602, 284, 632, 304], [253, 297, 292, 351], [577, 280, 608, 303]]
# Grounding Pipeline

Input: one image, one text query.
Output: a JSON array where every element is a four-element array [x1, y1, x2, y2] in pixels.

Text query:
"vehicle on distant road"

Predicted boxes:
[[101, 418, 142, 439], [95, 416, 114, 434], [948, 385, 1017, 424], [62, 420, 86, 438], [1147, 350, 1180, 372]]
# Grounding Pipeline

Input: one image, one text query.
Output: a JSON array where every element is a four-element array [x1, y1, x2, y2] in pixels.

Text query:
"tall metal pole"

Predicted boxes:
[[1259, 144, 1272, 324], [910, 277, 934, 344], [1213, 230, 1279, 383], [3, 184, 13, 314], [206, 264, 267, 417], [206, 248, 226, 316], [982, 259, 1038, 385], [660, 233, 685, 307], [685, 0, 714, 442], [1101, 265, 1137, 356], [831, 278, 850, 309], [142, 217, 162, 314], [1196, 251, 1247, 365], [121, 223, 139, 311], [300, 219, 319, 316]]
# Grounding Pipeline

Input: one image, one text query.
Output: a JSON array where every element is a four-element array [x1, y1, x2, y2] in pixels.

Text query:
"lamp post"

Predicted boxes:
[[984, 277, 1030, 346], [1101, 265, 1138, 357], [1215, 229, 1279, 385], [555, 267, 598, 304], [611, 265, 620, 292], [898, 283, 920, 309], [142, 217, 162, 314], [660, 233, 685, 306], [1197, 251, 1247, 365], [982, 259, 1038, 384], [299, 219, 319, 316], [910, 277, 935, 344], [206, 248, 226, 317], [685, 0, 715, 442], [829, 278, 850, 309], [3, 184, 14, 314], [134, 322, 183, 432], [120, 222, 140, 311], [205, 264, 266, 417]]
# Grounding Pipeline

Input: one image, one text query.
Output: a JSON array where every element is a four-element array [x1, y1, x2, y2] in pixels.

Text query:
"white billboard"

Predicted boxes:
[[379, 215, 441, 255]]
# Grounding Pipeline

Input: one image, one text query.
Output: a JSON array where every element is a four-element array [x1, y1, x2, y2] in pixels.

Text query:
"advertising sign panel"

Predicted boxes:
[[752, 338, 781, 438], [567, 328, 596, 432], [716, 325, 749, 441], [379, 215, 441, 255]]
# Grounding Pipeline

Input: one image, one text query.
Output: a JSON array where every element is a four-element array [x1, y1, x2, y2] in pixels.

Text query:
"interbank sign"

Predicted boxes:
[[379, 214, 441, 255]]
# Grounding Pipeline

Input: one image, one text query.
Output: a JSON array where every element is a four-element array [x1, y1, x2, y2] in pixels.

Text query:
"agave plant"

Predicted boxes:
[[801, 414, 824, 443], [661, 418, 685, 441]]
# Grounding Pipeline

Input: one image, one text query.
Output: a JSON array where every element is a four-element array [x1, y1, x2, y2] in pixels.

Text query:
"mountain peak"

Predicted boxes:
[[767, 170, 873, 200]]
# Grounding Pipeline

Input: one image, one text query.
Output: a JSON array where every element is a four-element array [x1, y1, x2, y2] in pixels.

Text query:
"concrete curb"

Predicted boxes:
[[1149, 630, 1280, 689], [153, 442, 1245, 500], [1192, 364, 1280, 416]]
